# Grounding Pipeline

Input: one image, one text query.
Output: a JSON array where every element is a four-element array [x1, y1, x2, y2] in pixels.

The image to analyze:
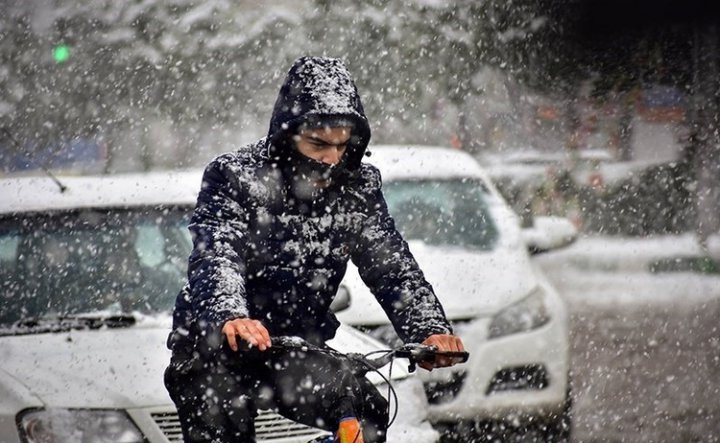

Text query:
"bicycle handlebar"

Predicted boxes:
[[394, 343, 469, 364], [270, 336, 469, 374], [266, 335, 469, 431]]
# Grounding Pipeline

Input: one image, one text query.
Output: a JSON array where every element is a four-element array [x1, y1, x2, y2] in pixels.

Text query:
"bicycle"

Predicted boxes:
[[268, 335, 469, 443]]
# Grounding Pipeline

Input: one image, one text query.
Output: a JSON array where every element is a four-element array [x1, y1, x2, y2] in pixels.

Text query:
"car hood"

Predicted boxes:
[[0, 324, 174, 409], [0, 320, 405, 409], [337, 241, 538, 325]]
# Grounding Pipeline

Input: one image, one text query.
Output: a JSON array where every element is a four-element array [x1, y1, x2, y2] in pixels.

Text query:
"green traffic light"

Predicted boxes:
[[53, 44, 70, 63]]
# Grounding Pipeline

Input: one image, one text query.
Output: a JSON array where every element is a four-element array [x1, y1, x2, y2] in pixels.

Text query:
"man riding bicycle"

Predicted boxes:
[[164, 56, 466, 443]]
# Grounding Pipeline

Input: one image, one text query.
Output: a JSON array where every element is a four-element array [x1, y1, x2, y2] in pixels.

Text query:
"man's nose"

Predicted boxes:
[[323, 147, 343, 165]]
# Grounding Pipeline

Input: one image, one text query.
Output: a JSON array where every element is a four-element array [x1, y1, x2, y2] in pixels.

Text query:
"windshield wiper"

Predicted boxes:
[[1, 127, 69, 193], [0, 314, 137, 336]]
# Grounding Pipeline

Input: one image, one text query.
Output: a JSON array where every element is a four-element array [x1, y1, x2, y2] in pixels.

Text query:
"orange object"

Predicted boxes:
[[336, 417, 364, 443]]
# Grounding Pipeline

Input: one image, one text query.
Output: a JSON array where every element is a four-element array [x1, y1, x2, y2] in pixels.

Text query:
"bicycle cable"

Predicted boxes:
[[327, 347, 403, 429], [272, 339, 404, 432], [358, 349, 401, 428]]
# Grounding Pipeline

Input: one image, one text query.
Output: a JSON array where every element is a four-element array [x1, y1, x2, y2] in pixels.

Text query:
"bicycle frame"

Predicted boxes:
[[269, 336, 469, 443]]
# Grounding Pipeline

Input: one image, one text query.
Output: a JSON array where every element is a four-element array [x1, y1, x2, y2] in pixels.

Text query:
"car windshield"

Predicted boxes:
[[383, 179, 499, 250], [0, 207, 191, 329]]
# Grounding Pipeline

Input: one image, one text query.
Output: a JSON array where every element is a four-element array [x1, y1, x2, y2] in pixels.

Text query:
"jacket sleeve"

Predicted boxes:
[[186, 157, 251, 328], [350, 166, 453, 344]]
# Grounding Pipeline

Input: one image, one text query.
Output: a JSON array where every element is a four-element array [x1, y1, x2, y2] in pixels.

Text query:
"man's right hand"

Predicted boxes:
[[222, 318, 272, 352]]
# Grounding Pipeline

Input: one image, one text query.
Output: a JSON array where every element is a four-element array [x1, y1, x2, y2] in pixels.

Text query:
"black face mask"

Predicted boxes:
[[287, 148, 351, 185]]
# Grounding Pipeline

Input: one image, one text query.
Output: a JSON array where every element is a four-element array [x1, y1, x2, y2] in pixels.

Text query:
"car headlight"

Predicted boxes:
[[487, 287, 551, 339], [18, 409, 145, 443]]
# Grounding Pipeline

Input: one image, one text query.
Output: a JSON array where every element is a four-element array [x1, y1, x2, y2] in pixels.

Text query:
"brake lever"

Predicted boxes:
[[397, 344, 470, 372], [395, 344, 434, 372]]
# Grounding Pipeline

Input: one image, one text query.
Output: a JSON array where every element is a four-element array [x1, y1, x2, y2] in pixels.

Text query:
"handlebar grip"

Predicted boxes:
[[433, 351, 469, 363], [271, 335, 310, 349], [398, 345, 470, 364]]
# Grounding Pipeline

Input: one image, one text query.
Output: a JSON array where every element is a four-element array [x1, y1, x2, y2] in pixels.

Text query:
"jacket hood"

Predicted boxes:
[[267, 56, 371, 172]]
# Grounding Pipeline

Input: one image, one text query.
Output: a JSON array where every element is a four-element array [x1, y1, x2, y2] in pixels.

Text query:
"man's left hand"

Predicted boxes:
[[420, 334, 466, 371]]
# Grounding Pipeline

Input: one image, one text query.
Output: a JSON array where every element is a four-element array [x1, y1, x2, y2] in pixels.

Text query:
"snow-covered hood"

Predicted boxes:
[[338, 242, 538, 325], [267, 56, 371, 172], [411, 242, 538, 317], [0, 322, 405, 409], [0, 326, 173, 408]]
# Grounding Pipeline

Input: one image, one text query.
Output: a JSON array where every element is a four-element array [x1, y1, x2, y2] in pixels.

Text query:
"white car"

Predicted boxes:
[[0, 171, 437, 443], [483, 147, 661, 193], [336, 146, 575, 439], [482, 148, 615, 188]]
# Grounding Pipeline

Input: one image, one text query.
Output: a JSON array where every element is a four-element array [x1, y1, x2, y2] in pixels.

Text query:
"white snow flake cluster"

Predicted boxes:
[[296, 58, 362, 117]]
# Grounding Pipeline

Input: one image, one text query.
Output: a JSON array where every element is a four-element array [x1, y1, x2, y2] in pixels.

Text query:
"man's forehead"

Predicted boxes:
[[299, 126, 352, 140]]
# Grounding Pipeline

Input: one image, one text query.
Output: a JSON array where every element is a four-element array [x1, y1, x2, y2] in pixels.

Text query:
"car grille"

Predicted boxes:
[[424, 372, 467, 405], [486, 364, 549, 394], [151, 409, 328, 442]]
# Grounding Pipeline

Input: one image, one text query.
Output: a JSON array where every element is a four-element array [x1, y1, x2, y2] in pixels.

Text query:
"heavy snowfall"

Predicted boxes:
[[1, 1, 720, 442]]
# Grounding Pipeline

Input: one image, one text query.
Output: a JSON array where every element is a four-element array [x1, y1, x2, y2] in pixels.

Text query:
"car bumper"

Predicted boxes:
[[2, 378, 435, 443], [129, 378, 437, 443], [384, 377, 440, 443], [419, 309, 570, 423], [128, 406, 331, 443]]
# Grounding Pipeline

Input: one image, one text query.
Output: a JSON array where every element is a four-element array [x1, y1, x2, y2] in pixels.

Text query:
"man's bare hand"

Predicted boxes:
[[419, 334, 466, 371], [222, 318, 272, 352]]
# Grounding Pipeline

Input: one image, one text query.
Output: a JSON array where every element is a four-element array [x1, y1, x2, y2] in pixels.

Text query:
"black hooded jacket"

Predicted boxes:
[[169, 57, 451, 351]]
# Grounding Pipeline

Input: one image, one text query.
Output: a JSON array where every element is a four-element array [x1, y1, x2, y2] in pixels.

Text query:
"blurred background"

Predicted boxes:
[[2, 0, 720, 242], [3, 2, 720, 442]]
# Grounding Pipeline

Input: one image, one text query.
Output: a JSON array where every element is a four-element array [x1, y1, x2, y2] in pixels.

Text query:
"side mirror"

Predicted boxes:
[[522, 216, 578, 254], [330, 285, 351, 313]]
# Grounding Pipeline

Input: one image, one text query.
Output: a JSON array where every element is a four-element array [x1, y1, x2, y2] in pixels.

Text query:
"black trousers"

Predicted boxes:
[[164, 344, 389, 443]]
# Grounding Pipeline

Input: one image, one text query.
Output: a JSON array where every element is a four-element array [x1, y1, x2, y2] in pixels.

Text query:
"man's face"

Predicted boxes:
[[293, 126, 351, 166]]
